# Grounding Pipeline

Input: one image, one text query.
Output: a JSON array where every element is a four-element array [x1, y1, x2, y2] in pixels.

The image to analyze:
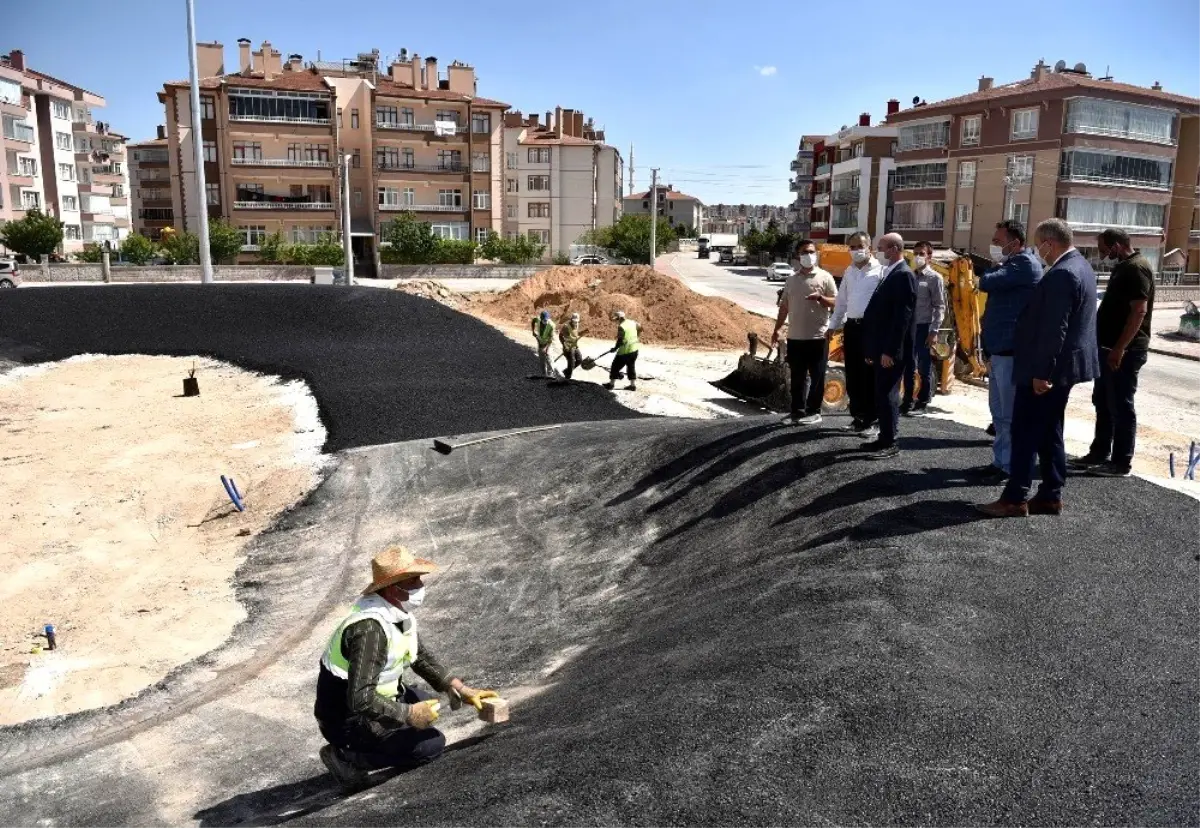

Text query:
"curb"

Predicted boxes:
[[1149, 346, 1200, 363]]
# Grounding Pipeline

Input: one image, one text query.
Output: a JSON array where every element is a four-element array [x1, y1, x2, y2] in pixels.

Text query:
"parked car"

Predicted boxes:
[[766, 262, 795, 283], [571, 255, 609, 266], [0, 259, 21, 289]]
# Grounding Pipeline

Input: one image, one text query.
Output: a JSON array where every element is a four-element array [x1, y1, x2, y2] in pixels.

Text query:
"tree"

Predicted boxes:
[[160, 228, 200, 264], [579, 215, 673, 263], [120, 233, 157, 265], [258, 230, 287, 263], [480, 231, 506, 262], [0, 209, 64, 260], [207, 218, 244, 264], [478, 231, 541, 264], [381, 213, 439, 264], [76, 243, 105, 263]]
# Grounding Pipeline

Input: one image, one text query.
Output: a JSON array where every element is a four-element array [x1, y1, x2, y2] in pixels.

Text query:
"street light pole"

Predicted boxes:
[[184, 0, 213, 283], [649, 167, 660, 267], [341, 153, 354, 284]]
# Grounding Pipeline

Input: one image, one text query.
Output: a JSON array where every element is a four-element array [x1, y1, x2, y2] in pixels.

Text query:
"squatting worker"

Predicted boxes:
[[1070, 228, 1155, 479], [900, 241, 945, 417], [976, 220, 1042, 482], [604, 310, 641, 392], [531, 310, 560, 378], [828, 230, 883, 434], [771, 238, 837, 427], [315, 545, 499, 788], [559, 312, 584, 380], [861, 232, 917, 460]]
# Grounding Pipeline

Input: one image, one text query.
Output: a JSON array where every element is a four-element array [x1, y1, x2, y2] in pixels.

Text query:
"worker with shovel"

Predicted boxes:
[[315, 545, 499, 788], [604, 310, 641, 391], [559, 312, 584, 379], [531, 310, 562, 378]]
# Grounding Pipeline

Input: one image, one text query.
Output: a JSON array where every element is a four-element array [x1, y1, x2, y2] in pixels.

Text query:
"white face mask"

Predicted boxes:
[[850, 248, 869, 264], [989, 244, 1006, 262], [798, 253, 816, 269], [399, 585, 426, 611], [914, 256, 927, 269], [876, 250, 890, 266]]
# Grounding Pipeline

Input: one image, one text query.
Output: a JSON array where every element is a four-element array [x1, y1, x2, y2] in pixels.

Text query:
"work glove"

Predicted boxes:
[[455, 685, 499, 711], [406, 699, 441, 729]]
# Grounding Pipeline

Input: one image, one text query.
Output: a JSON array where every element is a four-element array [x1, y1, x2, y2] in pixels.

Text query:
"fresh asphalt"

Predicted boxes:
[[0, 286, 1195, 825]]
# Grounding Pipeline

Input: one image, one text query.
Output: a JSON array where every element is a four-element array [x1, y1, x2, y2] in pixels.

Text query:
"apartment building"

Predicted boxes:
[[788, 135, 822, 234], [501, 106, 622, 258], [822, 115, 898, 244], [708, 203, 792, 235], [886, 60, 1200, 270], [157, 40, 507, 273], [624, 184, 704, 231], [0, 50, 131, 254], [128, 128, 173, 239]]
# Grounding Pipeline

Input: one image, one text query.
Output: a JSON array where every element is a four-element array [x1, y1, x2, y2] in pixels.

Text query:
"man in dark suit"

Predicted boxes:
[[977, 218, 1100, 517], [861, 232, 917, 460]]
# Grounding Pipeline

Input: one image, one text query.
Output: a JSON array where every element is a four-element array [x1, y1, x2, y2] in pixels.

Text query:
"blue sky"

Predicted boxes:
[[10, 0, 1199, 205]]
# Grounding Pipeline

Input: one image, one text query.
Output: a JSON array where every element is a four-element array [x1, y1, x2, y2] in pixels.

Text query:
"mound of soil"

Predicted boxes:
[[479, 266, 773, 350]]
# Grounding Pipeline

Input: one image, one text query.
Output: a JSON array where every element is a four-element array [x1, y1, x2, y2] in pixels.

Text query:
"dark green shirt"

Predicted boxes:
[[1097, 252, 1154, 351]]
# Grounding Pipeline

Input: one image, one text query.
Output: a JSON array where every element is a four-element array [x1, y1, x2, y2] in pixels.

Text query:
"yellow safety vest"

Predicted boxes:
[[560, 323, 581, 349], [320, 595, 419, 699], [536, 319, 556, 346], [617, 319, 640, 355]]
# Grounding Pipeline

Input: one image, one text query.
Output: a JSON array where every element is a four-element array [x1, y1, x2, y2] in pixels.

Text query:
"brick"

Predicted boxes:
[[478, 697, 509, 724]]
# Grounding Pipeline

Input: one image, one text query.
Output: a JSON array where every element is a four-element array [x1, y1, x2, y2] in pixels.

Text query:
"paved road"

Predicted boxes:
[[662, 251, 781, 318]]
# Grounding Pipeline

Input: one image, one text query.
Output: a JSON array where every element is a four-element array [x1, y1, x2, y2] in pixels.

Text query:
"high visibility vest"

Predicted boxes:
[[617, 319, 640, 355], [537, 319, 556, 346], [320, 595, 419, 699], [560, 323, 580, 349]]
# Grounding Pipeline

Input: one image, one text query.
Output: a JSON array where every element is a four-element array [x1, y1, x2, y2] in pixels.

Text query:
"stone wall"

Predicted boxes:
[[21, 263, 314, 283], [376, 264, 547, 280]]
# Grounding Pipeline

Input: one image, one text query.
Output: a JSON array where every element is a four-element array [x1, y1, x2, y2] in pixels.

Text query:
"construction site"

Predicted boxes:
[[0, 267, 1196, 826]]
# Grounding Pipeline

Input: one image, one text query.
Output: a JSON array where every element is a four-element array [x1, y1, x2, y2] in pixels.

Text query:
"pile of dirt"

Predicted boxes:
[[393, 279, 475, 310], [479, 266, 773, 350]]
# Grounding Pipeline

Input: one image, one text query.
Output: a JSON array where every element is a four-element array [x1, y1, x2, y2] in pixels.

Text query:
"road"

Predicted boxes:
[[661, 251, 781, 318]]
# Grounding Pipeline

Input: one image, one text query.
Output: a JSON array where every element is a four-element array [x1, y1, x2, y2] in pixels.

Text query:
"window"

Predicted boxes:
[[353, 188, 362, 207], [59, 163, 74, 181], [64, 225, 81, 240], [506, 203, 516, 218], [1009, 202, 1029, 225], [892, 162, 947, 190], [436, 110, 460, 125], [290, 225, 334, 244], [1059, 197, 1165, 231], [891, 201, 945, 230], [200, 97, 215, 120], [350, 108, 360, 129], [476, 227, 489, 244], [1011, 108, 1039, 140], [527, 175, 549, 191], [830, 205, 858, 228], [21, 191, 40, 210], [52, 100, 70, 120], [960, 115, 981, 147], [958, 160, 977, 188], [471, 112, 490, 134], [853, 142, 864, 158], [55, 131, 71, 151], [206, 182, 220, 205], [1065, 98, 1175, 144], [897, 120, 950, 151], [430, 222, 469, 240], [472, 191, 490, 209], [438, 188, 463, 207], [400, 107, 414, 126], [304, 144, 330, 163], [112, 161, 122, 174], [527, 147, 551, 163], [227, 89, 331, 123], [528, 202, 550, 218], [506, 178, 518, 193], [438, 149, 462, 170], [506, 152, 518, 169], [113, 184, 124, 197], [376, 147, 400, 169], [376, 106, 399, 126], [1058, 150, 1172, 189], [240, 225, 267, 249], [378, 188, 400, 207], [233, 141, 263, 161], [62, 195, 78, 212], [337, 109, 343, 128], [403, 187, 415, 206], [352, 149, 361, 169], [472, 152, 489, 172], [12, 156, 37, 176], [203, 140, 217, 163], [1006, 155, 1034, 184], [955, 203, 972, 229], [527, 229, 550, 244]]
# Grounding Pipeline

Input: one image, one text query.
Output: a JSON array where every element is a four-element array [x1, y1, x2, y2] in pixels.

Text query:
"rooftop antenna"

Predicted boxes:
[[629, 142, 635, 194]]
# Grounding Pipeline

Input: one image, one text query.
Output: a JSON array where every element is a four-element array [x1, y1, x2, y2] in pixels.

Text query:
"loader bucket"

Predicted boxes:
[[711, 346, 850, 414]]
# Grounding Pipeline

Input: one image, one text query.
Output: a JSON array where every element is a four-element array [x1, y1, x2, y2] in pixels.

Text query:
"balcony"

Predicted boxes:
[[6, 166, 36, 186], [3, 120, 34, 144], [813, 193, 830, 208], [230, 157, 336, 169], [891, 222, 944, 231], [376, 162, 467, 175], [1058, 172, 1171, 191], [832, 187, 860, 204], [375, 120, 462, 137], [0, 97, 26, 117], [233, 200, 334, 210], [378, 203, 467, 213], [811, 221, 828, 231], [92, 165, 124, 182], [229, 113, 331, 126], [790, 159, 813, 175], [815, 163, 832, 178]]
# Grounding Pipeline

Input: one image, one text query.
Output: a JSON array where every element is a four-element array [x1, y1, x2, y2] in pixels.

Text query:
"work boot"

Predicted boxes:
[[1027, 499, 1064, 515], [797, 413, 822, 426], [910, 403, 929, 417], [320, 745, 370, 789], [974, 499, 1029, 518], [1068, 453, 1109, 470], [626, 382, 637, 391], [985, 423, 996, 436], [603, 381, 615, 390], [1088, 463, 1131, 478], [900, 402, 913, 416]]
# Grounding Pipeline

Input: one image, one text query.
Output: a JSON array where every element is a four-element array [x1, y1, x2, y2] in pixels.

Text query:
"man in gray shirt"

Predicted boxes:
[[772, 238, 838, 426], [901, 241, 946, 416]]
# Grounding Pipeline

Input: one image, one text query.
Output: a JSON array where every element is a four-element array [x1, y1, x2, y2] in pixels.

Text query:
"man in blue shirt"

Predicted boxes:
[[976, 220, 1042, 482]]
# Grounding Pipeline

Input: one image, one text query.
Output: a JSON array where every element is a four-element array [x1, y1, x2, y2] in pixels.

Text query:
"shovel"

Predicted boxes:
[[580, 348, 616, 371]]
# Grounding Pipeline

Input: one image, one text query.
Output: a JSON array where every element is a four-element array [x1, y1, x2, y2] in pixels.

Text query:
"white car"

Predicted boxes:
[[0, 259, 21, 289], [767, 262, 794, 282]]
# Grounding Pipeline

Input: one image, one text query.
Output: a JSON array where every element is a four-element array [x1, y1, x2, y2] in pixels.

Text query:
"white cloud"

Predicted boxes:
[[755, 65, 778, 77]]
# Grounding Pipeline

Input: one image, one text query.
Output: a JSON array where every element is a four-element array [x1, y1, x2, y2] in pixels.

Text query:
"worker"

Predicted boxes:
[[828, 231, 883, 435], [900, 241, 946, 417], [315, 545, 499, 787], [771, 238, 837, 426], [531, 310, 561, 378], [559, 312, 584, 380], [861, 232, 917, 460], [604, 310, 641, 391]]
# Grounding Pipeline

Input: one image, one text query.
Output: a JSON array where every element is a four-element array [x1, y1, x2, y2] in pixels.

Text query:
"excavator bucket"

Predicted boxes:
[[711, 333, 848, 414]]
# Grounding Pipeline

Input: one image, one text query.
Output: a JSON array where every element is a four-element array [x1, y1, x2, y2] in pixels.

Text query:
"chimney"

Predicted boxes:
[[562, 108, 575, 136], [886, 98, 900, 116], [573, 111, 584, 138], [1152, 81, 1163, 91], [858, 112, 870, 127], [1031, 59, 1048, 82], [978, 76, 994, 92], [196, 42, 224, 78], [529, 113, 539, 128], [545, 111, 552, 129], [424, 56, 437, 90], [156, 124, 166, 140], [410, 53, 420, 88], [7, 50, 24, 72], [555, 105, 563, 138], [446, 61, 475, 94], [288, 54, 303, 72], [238, 38, 252, 72]]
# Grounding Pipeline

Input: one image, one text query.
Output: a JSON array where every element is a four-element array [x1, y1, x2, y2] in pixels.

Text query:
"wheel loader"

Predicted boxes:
[[711, 248, 991, 413]]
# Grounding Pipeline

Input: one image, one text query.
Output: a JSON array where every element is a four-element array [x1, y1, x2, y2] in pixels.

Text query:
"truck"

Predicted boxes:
[[698, 233, 738, 260]]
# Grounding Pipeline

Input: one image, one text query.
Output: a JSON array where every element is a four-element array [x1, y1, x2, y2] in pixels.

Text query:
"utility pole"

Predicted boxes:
[[184, 0, 213, 283], [341, 153, 354, 284], [649, 167, 659, 267]]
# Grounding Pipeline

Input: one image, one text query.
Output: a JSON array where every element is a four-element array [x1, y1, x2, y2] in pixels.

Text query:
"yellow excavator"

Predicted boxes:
[[713, 247, 990, 412]]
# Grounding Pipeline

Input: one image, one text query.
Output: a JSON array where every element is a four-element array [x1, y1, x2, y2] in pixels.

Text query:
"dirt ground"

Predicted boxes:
[[0, 355, 326, 725]]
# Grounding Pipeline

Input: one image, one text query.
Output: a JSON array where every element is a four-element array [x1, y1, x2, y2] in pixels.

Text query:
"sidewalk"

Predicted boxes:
[[1149, 304, 1199, 362]]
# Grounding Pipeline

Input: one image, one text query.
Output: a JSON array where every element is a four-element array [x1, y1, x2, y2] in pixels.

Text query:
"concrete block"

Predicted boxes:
[[479, 697, 509, 724]]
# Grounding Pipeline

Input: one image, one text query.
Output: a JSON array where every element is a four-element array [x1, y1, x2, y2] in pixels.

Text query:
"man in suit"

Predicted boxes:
[[861, 232, 917, 460], [977, 218, 1100, 517]]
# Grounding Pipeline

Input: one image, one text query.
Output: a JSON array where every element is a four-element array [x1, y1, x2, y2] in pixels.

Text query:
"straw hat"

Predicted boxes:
[[362, 545, 439, 595]]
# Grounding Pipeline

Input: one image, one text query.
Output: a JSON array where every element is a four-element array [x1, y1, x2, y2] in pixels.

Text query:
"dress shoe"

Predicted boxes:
[[1027, 499, 1063, 515], [974, 499, 1029, 518]]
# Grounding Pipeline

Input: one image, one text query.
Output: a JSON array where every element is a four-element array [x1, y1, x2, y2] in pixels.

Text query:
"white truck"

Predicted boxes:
[[698, 233, 738, 260]]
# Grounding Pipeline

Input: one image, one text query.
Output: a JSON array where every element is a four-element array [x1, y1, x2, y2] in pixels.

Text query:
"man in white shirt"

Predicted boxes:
[[828, 231, 883, 433], [772, 238, 838, 426]]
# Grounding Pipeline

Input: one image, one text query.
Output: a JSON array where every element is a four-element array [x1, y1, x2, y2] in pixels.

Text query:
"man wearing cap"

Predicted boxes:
[[604, 310, 642, 392], [315, 546, 498, 787], [531, 310, 561, 378], [559, 312, 584, 380]]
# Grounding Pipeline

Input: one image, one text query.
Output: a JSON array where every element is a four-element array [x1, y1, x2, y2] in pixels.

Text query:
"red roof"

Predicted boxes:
[[24, 67, 101, 98], [373, 77, 508, 108], [128, 137, 168, 148], [626, 188, 701, 202], [519, 127, 597, 146]]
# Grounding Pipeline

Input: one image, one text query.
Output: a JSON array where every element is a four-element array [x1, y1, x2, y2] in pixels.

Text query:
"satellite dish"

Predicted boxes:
[[1054, 60, 1067, 72], [912, 95, 920, 105], [1073, 62, 1087, 73]]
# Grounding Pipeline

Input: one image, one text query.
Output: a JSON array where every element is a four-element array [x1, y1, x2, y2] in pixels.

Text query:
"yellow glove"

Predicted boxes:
[[457, 685, 499, 712], [406, 699, 441, 729]]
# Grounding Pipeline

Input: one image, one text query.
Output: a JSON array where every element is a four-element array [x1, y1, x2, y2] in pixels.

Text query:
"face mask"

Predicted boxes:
[[1102, 254, 1117, 265], [1035, 245, 1051, 267], [399, 585, 426, 611], [851, 248, 869, 264], [876, 251, 890, 266], [914, 256, 927, 269], [989, 244, 1006, 262], [798, 253, 816, 269]]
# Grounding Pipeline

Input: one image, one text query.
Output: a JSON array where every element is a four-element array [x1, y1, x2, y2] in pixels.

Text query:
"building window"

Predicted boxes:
[[472, 191, 490, 210], [476, 227, 489, 244], [438, 149, 463, 170], [528, 202, 550, 218], [400, 107, 414, 126], [203, 140, 217, 163], [240, 225, 267, 249], [527, 229, 550, 244], [506, 152, 518, 169], [59, 163, 74, 181], [471, 112, 490, 134], [353, 188, 362, 207], [206, 182, 220, 205], [527, 147, 551, 163], [472, 152, 489, 172], [1065, 98, 1175, 144], [527, 175, 549, 191], [62, 195, 78, 211], [1058, 197, 1165, 231], [960, 116, 981, 147], [853, 142, 864, 158], [430, 222, 469, 240], [897, 120, 950, 151], [1009, 202, 1029, 226], [506, 203, 515, 218], [51, 100, 71, 120], [1011, 108, 1039, 140], [376, 106, 399, 126], [1058, 149, 1172, 190], [64, 224, 81, 240], [200, 97, 215, 120], [506, 178, 518, 193], [891, 201, 945, 230], [351, 108, 360, 129], [337, 109, 343, 128], [403, 187, 415, 206], [892, 162, 947, 190], [233, 141, 263, 160], [438, 189, 463, 208], [1006, 155, 1034, 184], [955, 203, 972, 229], [958, 161, 977, 188], [436, 110, 460, 125], [55, 131, 72, 151], [378, 188, 399, 207], [352, 149, 361, 169]]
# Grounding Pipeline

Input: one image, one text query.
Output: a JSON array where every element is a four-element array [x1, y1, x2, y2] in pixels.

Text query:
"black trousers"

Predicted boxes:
[[610, 351, 638, 382], [841, 320, 875, 424], [787, 338, 829, 417], [1088, 347, 1147, 470], [318, 686, 446, 771], [1003, 382, 1073, 503], [873, 359, 905, 445], [563, 347, 582, 379], [902, 323, 934, 407]]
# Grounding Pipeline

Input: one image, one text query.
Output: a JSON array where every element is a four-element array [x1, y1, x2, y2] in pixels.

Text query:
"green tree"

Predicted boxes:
[[580, 215, 673, 263], [258, 230, 287, 263], [743, 227, 766, 256], [160, 228, 200, 264], [434, 238, 477, 264], [480, 231, 505, 262], [77, 243, 105, 263], [304, 233, 348, 266], [0, 209, 64, 260], [207, 218, 244, 264], [381, 213, 439, 264], [120, 233, 157, 265]]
